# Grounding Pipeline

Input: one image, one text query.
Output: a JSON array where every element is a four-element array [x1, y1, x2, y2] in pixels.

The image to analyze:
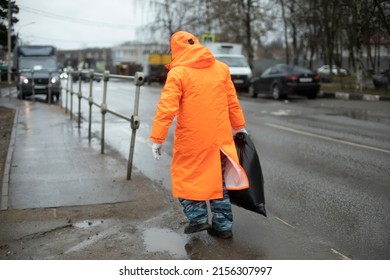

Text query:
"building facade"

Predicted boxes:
[[57, 47, 113, 73], [57, 42, 169, 75]]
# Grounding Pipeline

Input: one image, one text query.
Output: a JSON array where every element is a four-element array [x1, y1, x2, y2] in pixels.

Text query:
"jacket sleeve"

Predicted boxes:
[[150, 70, 183, 144], [225, 71, 246, 130]]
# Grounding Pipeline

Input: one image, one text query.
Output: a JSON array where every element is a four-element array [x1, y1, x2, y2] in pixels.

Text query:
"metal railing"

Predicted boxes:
[[64, 69, 144, 180]]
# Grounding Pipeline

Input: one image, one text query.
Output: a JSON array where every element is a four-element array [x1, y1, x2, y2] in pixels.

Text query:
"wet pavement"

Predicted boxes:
[[0, 94, 173, 259], [1, 88, 388, 260]]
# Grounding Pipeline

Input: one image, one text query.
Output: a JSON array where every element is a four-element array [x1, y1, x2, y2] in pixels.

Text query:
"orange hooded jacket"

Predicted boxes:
[[150, 31, 249, 200]]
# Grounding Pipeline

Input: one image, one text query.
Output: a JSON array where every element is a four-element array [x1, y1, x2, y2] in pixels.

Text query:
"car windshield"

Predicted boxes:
[[19, 57, 57, 71], [215, 56, 249, 67]]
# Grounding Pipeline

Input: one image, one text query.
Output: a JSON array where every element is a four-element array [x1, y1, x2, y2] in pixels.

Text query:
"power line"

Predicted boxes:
[[19, 4, 139, 30], [19, 33, 124, 44]]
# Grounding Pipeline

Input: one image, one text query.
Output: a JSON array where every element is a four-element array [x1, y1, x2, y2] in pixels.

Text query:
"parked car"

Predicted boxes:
[[317, 65, 348, 76], [372, 69, 389, 89], [249, 64, 321, 100], [71, 70, 101, 83]]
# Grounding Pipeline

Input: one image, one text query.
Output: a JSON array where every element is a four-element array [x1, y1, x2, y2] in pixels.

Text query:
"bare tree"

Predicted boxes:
[[148, 0, 202, 41], [279, 0, 290, 64], [145, 0, 388, 80], [147, 0, 273, 70], [355, 0, 364, 90]]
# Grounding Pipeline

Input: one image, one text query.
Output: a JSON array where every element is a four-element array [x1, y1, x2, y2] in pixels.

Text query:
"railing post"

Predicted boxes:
[[48, 71, 52, 105], [100, 70, 110, 154], [31, 70, 35, 103], [127, 71, 144, 180], [65, 73, 70, 113], [18, 70, 22, 100], [88, 69, 94, 141], [58, 73, 63, 108], [77, 71, 82, 128], [70, 72, 74, 119]]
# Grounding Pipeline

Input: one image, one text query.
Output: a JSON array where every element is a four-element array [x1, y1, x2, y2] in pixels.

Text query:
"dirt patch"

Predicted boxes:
[[0, 176, 183, 260], [0, 106, 15, 194]]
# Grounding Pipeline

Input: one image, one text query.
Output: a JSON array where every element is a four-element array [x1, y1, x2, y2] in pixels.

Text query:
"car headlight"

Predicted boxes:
[[20, 76, 29, 84], [60, 73, 68, 79], [51, 76, 60, 84]]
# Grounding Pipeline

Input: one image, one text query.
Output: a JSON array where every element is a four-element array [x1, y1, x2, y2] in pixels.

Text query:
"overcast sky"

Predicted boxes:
[[16, 0, 154, 50]]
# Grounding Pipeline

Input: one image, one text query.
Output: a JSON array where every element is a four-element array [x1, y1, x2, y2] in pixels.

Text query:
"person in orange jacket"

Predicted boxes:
[[150, 31, 249, 239]]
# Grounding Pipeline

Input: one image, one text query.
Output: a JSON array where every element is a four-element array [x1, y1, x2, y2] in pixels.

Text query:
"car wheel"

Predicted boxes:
[[307, 92, 318, 99], [272, 84, 281, 100], [248, 84, 257, 98]]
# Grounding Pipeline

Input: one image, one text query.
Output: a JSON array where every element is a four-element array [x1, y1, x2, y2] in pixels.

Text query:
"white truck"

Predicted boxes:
[[203, 42, 252, 92]]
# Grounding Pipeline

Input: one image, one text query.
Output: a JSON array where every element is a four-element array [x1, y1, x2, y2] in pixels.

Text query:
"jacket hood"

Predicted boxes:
[[167, 31, 215, 70]]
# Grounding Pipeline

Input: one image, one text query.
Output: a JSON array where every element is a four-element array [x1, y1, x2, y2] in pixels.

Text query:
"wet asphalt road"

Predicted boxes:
[[66, 80, 390, 259]]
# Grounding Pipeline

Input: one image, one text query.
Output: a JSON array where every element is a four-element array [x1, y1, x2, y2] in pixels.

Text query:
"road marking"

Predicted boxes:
[[265, 122, 390, 154], [274, 217, 352, 259], [271, 109, 291, 116], [331, 248, 350, 260], [273, 216, 296, 229]]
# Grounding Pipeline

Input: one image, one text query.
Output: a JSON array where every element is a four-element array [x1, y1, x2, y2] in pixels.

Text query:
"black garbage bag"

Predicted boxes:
[[228, 132, 267, 217]]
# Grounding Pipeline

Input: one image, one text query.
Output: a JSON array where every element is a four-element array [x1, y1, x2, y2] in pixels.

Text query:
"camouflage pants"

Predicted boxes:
[[178, 153, 233, 232]]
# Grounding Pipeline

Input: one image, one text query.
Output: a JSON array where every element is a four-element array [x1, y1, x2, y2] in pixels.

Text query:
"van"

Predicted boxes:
[[204, 43, 252, 92], [13, 45, 61, 100]]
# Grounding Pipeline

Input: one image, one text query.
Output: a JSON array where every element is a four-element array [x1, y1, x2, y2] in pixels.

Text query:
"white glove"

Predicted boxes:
[[152, 143, 162, 160], [233, 128, 248, 136]]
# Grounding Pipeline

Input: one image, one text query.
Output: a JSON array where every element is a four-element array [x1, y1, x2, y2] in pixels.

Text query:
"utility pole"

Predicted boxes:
[[7, 0, 12, 84], [356, 0, 363, 91]]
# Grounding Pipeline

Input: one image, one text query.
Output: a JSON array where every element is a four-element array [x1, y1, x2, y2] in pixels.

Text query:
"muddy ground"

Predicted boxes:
[[0, 106, 15, 191]]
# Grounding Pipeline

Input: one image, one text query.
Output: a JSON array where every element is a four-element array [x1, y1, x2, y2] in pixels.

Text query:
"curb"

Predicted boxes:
[[320, 91, 390, 101], [0, 106, 18, 210]]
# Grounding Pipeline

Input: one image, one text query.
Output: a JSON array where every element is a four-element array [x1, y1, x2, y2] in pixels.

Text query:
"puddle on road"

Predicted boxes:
[[143, 227, 188, 258], [328, 110, 390, 125], [344, 111, 390, 125], [73, 219, 104, 229]]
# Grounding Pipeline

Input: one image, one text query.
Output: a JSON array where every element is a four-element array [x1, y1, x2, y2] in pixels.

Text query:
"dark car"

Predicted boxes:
[[19, 69, 61, 100], [71, 70, 101, 83], [14, 45, 61, 101], [249, 64, 321, 99]]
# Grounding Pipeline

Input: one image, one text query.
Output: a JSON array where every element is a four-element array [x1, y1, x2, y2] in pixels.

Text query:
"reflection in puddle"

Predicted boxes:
[[143, 227, 188, 258], [344, 110, 369, 120], [345, 111, 390, 125], [328, 110, 390, 125], [73, 219, 104, 229]]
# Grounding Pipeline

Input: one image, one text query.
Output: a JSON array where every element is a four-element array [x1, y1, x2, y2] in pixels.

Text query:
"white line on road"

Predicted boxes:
[[272, 216, 296, 229], [331, 248, 351, 260], [265, 122, 390, 154]]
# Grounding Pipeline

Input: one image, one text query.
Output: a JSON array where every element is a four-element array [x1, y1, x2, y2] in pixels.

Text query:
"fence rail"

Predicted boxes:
[[64, 69, 144, 180]]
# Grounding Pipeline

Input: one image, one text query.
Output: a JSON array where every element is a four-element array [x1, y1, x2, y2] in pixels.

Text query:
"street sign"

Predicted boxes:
[[201, 34, 215, 44]]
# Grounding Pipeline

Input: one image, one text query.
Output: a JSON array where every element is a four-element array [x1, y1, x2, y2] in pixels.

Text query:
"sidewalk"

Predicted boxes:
[[0, 95, 185, 259], [0, 96, 158, 210]]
